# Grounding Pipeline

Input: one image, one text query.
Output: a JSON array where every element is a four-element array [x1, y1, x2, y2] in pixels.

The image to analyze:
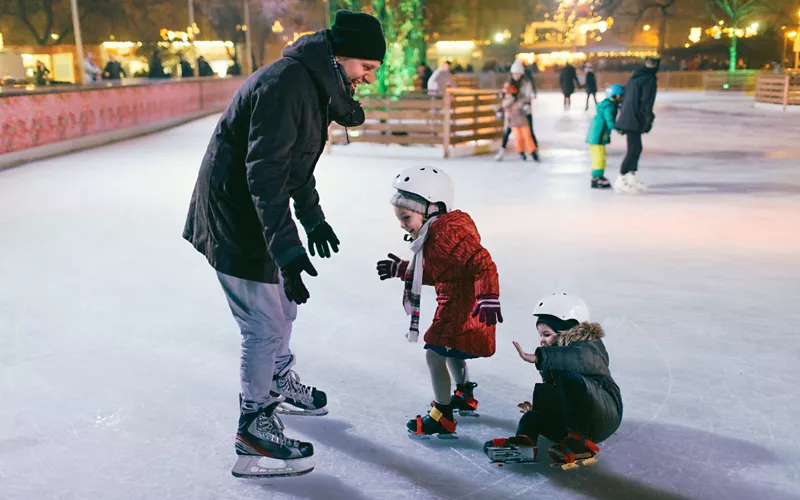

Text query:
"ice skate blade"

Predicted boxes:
[[275, 404, 328, 417], [231, 455, 314, 478], [457, 410, 479, 418], [550, 457, 597, 470], [407, 431, 458, 440]]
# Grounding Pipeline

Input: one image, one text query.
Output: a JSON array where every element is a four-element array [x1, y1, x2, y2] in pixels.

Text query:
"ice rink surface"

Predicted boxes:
[[1, 92, 799, 500]]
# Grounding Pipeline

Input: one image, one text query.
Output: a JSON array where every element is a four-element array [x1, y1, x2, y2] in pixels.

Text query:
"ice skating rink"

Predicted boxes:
[[1, 92, 799, 500]]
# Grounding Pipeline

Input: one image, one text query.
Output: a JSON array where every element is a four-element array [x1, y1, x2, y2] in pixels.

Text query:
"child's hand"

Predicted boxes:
[[376, 253, 405, 280], [512, 341, 537, 364], [617, 129, 625, 136], [517, 401, 532, 413], [472, 295, 503, 326]]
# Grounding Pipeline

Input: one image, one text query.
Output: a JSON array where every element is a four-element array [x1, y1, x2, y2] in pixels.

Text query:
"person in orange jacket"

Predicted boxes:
[[376, 166, 502, 438]]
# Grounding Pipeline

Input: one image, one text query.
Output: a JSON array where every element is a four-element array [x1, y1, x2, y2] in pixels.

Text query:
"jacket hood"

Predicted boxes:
[[556, 321, 604, 346], [632, 66, 659, 79], [282, 30, 365, 127]]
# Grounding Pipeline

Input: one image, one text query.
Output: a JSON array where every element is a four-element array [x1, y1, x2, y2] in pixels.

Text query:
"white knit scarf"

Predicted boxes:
[[403, 216, 438, 343]]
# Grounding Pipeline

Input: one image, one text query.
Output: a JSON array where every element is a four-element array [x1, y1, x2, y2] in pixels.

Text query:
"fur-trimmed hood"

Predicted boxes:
[[556, 321, 604, 347]]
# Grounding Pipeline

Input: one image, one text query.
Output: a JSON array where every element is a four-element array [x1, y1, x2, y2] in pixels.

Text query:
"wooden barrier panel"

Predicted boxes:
[[329, 88, 504, 158], [755, 73, 800, 109]]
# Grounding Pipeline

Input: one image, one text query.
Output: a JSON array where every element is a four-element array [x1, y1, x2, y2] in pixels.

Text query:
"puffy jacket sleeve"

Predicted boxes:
[[429, 224, 499, 297], [245, 80, 305, 268], [641, 78, 657, 132], [535, 342, 610, 376], [602, 102, 617, 134], [292, 175, 325, 233]]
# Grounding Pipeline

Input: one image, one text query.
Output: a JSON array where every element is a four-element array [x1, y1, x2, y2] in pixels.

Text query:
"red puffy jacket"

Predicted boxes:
[[397, 210, 500, 357]]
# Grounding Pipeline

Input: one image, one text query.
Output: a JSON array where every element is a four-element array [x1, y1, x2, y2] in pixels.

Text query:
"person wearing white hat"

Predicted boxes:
[[484, 293, 622, 468], [496, 59, 539, 162]]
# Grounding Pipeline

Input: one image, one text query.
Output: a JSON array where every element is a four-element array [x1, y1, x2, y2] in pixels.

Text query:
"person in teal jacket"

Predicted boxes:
[[586, 84, 624, 189]]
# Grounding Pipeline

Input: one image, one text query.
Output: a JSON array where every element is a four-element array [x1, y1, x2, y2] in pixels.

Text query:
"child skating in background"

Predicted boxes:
[[586, 84, 625, 189], [485, 293, 622, 468], [376, 166, 502, 438], [501, 82, 537, 161]]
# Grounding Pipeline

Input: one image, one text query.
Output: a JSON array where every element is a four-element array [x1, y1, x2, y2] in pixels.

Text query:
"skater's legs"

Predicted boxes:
[[426, 349, 452, 404], [517, 383, 567, 442], [620, 132, 643, 175], [217, 272, 290, 405], [520, 126, 536, 154], [446, 357, 469, 385], [554, 371, 593, 434], [274, 274, 297, 374], [592, 93, 598, 106], [585, 93, 590, 110], [526, 115, 539, 148], [513, 127, 526, 154], [589, 145, 606, 178], [501, 127, 512, 148]]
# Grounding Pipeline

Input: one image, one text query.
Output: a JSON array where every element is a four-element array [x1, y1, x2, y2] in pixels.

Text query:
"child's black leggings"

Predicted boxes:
[[517, 371, 618, 444]]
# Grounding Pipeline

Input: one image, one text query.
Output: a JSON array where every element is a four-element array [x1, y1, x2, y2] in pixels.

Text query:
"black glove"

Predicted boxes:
[[376, 253, 406, 280], [280, 253, 318, 304], [307, 221, 340, 259]]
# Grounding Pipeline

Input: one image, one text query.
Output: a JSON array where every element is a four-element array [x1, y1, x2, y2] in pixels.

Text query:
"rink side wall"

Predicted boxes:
[[0, 78, 244, 170]]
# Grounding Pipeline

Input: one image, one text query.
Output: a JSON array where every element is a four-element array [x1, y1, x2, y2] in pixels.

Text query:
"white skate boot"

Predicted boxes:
[[494, 149, 505, 162]]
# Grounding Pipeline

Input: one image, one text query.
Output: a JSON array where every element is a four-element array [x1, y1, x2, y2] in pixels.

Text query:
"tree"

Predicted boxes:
[[0, 0, 128, 46], [707, 0, 771, 71]]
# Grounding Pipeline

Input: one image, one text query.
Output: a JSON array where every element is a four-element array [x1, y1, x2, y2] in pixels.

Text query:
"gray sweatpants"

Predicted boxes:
[[217, 271, 296, 405]]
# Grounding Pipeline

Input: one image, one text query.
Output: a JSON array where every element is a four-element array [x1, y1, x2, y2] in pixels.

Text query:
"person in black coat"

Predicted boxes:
[[613, 57, 659, 193], [485, 293, 622, 466], [559, 63, 581, 110], [179, 55, 194, 78], [583, 63, 598, 110], [148, 51, 167, 79], [182, 11, 386, 478], [197, 56, 215, 77], [102, 55, 126, 80]]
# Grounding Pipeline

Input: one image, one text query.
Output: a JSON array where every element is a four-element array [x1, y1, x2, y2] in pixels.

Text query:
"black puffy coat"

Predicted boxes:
[[183, 30, 365, 283], [559, 64, 579, 96], [615, 66, 658, 133], [584, 71, 597, 94], [535, 322, 623, 443]]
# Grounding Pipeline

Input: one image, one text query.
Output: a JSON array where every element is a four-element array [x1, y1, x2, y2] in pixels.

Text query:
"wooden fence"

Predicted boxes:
[[455, 70, 760, 92], [755, 72, 800, 110], [328, 89, 504, 158]]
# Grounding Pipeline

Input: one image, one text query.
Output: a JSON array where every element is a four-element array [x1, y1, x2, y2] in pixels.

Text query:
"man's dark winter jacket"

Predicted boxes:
[[535, 322, 623, 442], [615, 66, 658, 133], [183, 30, 365, 283]]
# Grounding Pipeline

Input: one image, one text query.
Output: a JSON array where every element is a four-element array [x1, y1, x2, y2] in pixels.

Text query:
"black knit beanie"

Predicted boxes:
[[536, 314, 578, 334], [331, 10, 386, 62]]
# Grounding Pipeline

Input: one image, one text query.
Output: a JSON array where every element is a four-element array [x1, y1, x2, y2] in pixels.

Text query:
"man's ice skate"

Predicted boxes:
[[548, 432, 600, 470], [407, 403, 457, 440], [484, 435, 538, 464], [451, 382, 480, 417], [232, 399, 315, 478], [271, 356, 328, 416], [614, 173, 645, 194], [494, 149, 505, 162], [627, 174, 648, 192]]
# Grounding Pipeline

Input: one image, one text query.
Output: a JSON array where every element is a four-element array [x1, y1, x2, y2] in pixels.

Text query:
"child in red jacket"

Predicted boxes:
[[376, 166, 502, 438]]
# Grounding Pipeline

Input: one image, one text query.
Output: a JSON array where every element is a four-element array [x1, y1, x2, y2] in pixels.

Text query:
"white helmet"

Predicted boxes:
[[510, 59, 525, 75], [532, 293, 590, 323], [392, 166, 454, 213]]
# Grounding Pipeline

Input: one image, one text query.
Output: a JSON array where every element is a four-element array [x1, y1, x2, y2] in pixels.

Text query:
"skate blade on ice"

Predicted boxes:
[[231, 455, 314, 478], [486, 447, 535, 464], [550, 456, 598, 470], [408, 431, 458, 440], [456, 409, 479, 418], [275, 403, 328, 417]]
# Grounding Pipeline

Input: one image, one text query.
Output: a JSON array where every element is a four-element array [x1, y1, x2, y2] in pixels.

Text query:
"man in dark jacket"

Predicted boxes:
[[197, 56, 215, 77], [614, 57, 659, 193], [179, 55, 194, 78], [183, 10, 385, 478], [102, 55, 126, 80]]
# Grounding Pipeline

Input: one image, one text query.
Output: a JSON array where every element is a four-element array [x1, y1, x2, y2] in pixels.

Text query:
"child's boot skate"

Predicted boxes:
[[484, 434, 538, 464], [549, 432, 600, 470], [451, 382, 479, 417], [407, 402, 457, 439], [591, 177, 611, 189]]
